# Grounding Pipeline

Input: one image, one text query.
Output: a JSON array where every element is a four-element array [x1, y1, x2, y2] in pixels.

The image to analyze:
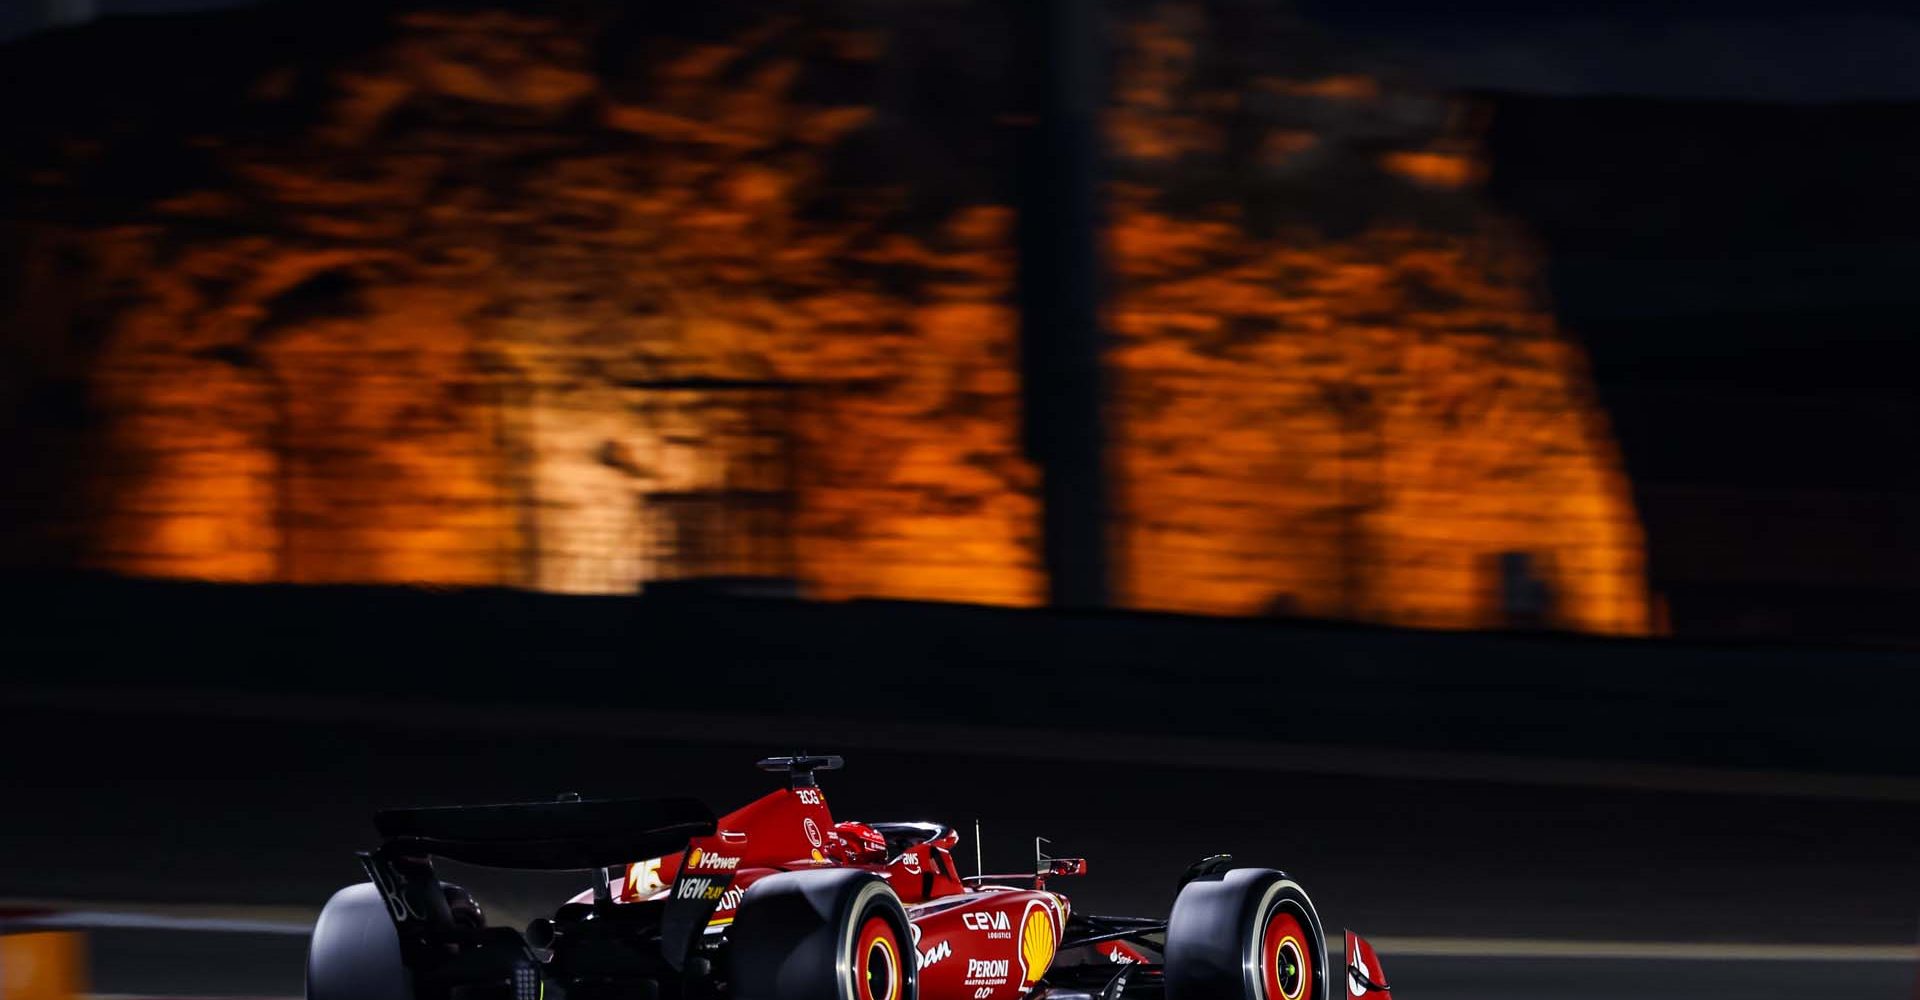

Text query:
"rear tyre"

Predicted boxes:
[[307, 883, 413, 1000], [1164, 868, 1327, 1000], [728, 869, 914, 1000]]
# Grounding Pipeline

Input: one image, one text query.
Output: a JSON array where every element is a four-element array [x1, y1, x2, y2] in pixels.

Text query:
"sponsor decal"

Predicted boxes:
[[902, 852, 923, 874], [630, 858, 666, 896], [685, 848, 742, 872], [796, 788, 824, 806], [362, 856, 422, 923], [811, 848, 825, 862], [1017, 901, 1058, 986], [918, 939, 952, 970], [967, 955, 1013, 978], [963, 911, 1012, 933], [675, 876, 726, 902], [804, 818, 823, 847], [703, 885, 749, 927]]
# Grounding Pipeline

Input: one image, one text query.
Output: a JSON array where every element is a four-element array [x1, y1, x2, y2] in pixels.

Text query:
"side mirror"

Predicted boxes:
[[1046, 858, 1088, 877]]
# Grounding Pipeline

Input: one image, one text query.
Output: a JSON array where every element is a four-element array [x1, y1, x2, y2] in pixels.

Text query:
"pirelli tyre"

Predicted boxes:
[[728, 869, 915, 1000], [1164, 868, 1328, 1000], [307, 882, 413, 1000]]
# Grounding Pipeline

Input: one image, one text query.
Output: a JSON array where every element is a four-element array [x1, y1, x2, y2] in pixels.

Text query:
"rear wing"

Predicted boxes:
[[374, 795, 714, 870], [359, 795, 714, 944]]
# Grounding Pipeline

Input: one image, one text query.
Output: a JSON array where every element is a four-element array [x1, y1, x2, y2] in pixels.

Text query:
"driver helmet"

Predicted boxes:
[[828, 821, 889, 865]]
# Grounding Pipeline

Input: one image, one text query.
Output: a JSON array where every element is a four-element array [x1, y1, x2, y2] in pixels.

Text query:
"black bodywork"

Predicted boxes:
[[356, 795, 718, 1000], [1043, 914, 1169, 1000]]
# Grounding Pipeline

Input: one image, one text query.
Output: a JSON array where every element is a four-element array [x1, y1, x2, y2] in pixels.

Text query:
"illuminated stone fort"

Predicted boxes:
[[0, 0, 1648, 633]]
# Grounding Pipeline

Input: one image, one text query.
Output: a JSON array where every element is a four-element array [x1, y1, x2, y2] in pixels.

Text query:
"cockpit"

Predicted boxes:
[[834, 820, 968, 902]]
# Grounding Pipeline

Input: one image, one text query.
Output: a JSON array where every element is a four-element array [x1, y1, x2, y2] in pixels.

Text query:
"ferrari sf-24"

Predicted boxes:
[[308, 755, 1392, 1000]]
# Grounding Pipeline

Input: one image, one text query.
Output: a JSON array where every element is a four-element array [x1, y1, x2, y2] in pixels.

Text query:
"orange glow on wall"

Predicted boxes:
[[0, 932, 87, 1000], [0, 2, 1647, 634], [1380, 150, 1482, 189], [1268, 74, 1383, 101]]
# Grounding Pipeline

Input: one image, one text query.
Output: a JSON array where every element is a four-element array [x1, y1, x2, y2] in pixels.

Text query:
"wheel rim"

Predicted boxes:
[[1259, 909, 1311, 1000], [855, 914, 901, 1000]]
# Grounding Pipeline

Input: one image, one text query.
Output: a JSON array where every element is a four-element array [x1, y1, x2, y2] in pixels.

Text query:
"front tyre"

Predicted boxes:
[[729, 869, 914, 1000], [1165, 869, 1327, 1000]]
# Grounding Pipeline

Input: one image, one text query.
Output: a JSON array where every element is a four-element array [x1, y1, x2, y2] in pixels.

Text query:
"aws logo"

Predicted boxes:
[[1017, 902, 1057, 986]]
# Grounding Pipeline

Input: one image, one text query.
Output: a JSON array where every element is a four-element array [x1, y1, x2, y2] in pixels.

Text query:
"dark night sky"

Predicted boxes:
[[1300, 0, 1920, 102], [7, 0, 1920, 102]]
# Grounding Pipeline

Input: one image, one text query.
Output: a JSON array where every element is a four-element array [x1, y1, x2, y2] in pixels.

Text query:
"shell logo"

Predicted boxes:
[[1017, 902, 1057, 987], [688, 848, 705, 868]]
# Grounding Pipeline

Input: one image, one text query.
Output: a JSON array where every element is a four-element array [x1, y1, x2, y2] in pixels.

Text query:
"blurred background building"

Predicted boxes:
[[0, 0, 1650, 634], [4, 0, 1917, 643]]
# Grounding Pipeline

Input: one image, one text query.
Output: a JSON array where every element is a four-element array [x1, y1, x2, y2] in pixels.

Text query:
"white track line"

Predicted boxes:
[[3, 912, 312, 935], [0, 899, 315, 936]]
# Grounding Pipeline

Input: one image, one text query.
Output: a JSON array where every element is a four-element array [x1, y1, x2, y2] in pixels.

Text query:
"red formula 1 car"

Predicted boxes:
[[309, 756, 1391, 1000]]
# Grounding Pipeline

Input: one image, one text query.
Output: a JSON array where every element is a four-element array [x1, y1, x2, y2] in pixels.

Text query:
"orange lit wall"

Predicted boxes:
[[1104, 15, 1644, 632], [0, 2, 1646, 633]]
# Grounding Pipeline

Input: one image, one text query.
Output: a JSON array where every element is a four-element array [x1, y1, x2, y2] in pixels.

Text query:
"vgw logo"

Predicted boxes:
[[675, 877, 725, 902]]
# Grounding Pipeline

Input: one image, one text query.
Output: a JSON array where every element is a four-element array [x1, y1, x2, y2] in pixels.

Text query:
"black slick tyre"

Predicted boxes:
[[1164, 868, 1328, 1000], [307, 882, 413, 1000], [728, 869, 914, 1000]]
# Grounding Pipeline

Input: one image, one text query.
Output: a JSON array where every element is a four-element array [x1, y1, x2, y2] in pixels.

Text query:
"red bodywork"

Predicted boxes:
[[556, 777, 1393, 1000], [572, 783, 1068, 1000], [1344, 931, 1392, 998]]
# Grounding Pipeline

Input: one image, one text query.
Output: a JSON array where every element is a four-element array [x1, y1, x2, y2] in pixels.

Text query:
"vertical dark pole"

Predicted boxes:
[[1014, 0, 1112, 608]]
